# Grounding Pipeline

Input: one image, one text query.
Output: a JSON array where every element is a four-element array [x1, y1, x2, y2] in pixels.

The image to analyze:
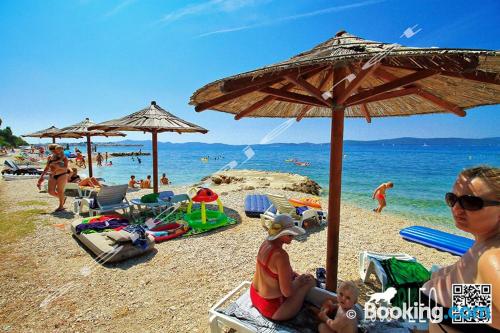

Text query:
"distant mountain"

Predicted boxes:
[[344, 137, 500, 146], [92, 137, 500, 148]]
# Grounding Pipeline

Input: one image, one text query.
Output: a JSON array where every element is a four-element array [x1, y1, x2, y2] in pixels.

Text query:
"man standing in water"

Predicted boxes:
[[372, 182, 394, 213]]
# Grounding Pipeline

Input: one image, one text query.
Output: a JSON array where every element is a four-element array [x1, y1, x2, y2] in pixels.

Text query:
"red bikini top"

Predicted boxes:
[[257, 247, 279, 280]]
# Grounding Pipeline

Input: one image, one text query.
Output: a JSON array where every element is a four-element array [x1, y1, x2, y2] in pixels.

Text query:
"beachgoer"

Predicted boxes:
[[69, 168, 101, 187], [128, 175, 138, 188], [421, 166, 499, 332], [141, 175, 151, 189], [105, 152, 108, 163], [75, 151, 86, 168], [251, 214, 316, 320], [37, 144, 69, 211], [96, 152, 103, 166], [160, 173, 169, 185], [317, 281, 359, 333], [137, 157, 141, 164], [68, 167, 81, 183], [106, 160, 112, 166], [372, 182, 393, 213]]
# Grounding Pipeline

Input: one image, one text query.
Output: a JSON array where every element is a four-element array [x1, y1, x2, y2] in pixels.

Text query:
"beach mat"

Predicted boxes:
[[244, 194, 276, 218], [399, 226, 474, 256]]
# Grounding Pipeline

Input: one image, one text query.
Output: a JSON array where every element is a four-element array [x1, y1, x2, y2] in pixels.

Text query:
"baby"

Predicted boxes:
[[318, 281, 359, 333]]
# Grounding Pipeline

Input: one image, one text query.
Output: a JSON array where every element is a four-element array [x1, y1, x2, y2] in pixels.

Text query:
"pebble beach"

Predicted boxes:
[[0, 161, 461, 333]]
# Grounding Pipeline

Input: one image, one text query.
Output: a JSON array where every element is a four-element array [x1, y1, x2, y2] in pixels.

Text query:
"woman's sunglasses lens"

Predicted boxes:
[[445, 193, 457, 207], [461, 196, 483, 211]]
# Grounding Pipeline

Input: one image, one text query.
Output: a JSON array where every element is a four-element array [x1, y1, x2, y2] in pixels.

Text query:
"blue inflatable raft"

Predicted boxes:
[[400, 226, 474, 256]]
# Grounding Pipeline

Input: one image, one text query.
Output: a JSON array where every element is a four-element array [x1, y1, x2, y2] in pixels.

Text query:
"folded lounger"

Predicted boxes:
[[359, 251, 416, 291], [71, 220, 155, 263], [209, 281, 364, 333], [400, 226, 474, 256], [244, 194, 276, 218]]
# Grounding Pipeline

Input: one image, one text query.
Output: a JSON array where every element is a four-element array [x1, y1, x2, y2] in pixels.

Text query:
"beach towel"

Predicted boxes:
[[380, 258, 431, 308], [76, 218, 129, 234], [141, 193, 159, 203], [218, 289, 319, 333]]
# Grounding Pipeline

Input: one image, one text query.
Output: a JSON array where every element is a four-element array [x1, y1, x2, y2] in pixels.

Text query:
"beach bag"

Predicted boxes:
[[380, 257, 431, 308], [141, 193, 159, 203]]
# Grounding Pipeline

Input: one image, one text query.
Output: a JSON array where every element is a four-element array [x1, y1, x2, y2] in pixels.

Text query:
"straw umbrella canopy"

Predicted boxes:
[[190, 31, 500, 291], [22, 126, 81, 143], [59, 118, 126, 177], [89, 101, 208, 193]]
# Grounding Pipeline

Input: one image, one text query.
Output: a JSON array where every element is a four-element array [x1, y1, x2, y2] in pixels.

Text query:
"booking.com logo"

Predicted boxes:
[[364, 286, 492, 324]]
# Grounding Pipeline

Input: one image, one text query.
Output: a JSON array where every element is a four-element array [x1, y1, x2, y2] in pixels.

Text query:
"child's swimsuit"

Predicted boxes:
[[376, 193, 385, 200], [250, 247, 286, 318]]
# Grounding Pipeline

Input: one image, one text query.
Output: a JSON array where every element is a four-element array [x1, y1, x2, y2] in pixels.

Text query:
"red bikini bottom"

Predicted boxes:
[[250, 284, 286, 319]]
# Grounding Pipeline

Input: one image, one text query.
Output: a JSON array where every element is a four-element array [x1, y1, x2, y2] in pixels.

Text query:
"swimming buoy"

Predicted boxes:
[[289, 197, 322, 209]]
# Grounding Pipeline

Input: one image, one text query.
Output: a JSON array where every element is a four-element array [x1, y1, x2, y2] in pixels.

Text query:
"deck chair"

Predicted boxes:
[[78, 184, 132, 216], [209, 281, 364, 333], [261, 193, 320, 229], [359, 251, 416, 291]]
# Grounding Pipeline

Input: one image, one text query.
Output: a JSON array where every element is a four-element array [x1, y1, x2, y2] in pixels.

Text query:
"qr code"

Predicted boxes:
[[451, 284, 492, 324]]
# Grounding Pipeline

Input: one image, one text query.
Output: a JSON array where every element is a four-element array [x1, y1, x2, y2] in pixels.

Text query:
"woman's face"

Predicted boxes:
[[279, 234, 294, 244], [451, 175, 499, 237]]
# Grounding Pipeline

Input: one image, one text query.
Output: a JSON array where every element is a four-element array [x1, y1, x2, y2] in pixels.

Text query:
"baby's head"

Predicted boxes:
[[337, 281, 358, 311]]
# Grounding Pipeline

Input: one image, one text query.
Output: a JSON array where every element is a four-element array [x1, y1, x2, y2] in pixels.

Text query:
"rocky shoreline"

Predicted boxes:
[[201, 169, 322, 195]]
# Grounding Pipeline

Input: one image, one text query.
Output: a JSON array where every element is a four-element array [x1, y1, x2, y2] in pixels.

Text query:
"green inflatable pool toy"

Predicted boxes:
[[184, 210, 229, 233]]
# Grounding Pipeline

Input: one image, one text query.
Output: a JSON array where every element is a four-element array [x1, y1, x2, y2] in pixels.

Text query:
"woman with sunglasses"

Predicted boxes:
[[422, 166, 499, 332], [251, 214, 316, 321], [37, 144, 70, 212]]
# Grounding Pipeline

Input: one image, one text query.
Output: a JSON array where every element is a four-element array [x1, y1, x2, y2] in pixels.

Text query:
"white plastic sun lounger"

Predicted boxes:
[[261, 193, 320, 229], [359, 251, 416, 291], [209, 281, 364, 333]]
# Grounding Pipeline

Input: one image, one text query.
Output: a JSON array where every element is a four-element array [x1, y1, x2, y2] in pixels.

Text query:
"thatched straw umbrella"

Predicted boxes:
[[190, 31, 500, 291], [59, 118, 126, 177], [22, 126, 81, 143], [89, 101, 208, 193]]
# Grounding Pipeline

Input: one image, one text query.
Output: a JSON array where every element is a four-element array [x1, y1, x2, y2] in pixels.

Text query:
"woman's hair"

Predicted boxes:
[[48, 144, 58, 151], [460, 166, 500, 199]]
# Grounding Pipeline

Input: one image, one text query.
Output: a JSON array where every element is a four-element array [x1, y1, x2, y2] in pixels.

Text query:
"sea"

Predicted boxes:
[[80, 138, 499, 232]]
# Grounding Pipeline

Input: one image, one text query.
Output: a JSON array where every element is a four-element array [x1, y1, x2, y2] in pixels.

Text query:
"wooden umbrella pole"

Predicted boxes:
[[86, 134, 93, 178], [152, 130, 158, 193], [326, 66, 347, 292], [52, 137, 56, 144]]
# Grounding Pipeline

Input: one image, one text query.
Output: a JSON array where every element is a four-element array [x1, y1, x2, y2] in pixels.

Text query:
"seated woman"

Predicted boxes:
[[251, 214, 316, 321], [68, 167, 81, 183], [69, 167, 101, 187], [422, 166, 499, 333]]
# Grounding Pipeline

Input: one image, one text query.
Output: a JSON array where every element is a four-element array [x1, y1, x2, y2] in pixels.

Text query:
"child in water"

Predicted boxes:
[[317, 281, 359, 333], [372, 182, 393, 213]]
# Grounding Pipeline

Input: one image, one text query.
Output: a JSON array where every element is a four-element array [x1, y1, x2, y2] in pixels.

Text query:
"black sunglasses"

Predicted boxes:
[[445, 192, 500, 211]]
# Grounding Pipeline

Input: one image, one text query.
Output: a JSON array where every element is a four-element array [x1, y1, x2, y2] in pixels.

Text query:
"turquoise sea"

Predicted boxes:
[[83, 139, 499, 231]]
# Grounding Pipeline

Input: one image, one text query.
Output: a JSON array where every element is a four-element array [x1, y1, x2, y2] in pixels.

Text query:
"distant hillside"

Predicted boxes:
[[344, 137, 500, 146], [103, 137, 500, 148], [0, 126, 28, 147]]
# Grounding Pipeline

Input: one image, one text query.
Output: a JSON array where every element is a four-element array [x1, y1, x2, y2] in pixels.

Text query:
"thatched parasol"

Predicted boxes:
[[190, 31, 500, 291], [22, 126, 81, 143], [89, 101, 208, 193], [59, 118, 126, 177]]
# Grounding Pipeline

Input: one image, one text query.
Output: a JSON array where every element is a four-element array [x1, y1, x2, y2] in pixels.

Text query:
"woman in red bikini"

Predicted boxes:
[[372, 181, 393, 213], [251, 214, 316, 321]]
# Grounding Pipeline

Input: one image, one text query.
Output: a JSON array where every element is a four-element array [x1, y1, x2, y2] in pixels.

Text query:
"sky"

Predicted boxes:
[[0, 0, 499, 145]]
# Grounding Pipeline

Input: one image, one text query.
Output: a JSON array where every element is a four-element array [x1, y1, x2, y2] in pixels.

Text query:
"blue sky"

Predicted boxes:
[[1, 0, 499, 144]]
